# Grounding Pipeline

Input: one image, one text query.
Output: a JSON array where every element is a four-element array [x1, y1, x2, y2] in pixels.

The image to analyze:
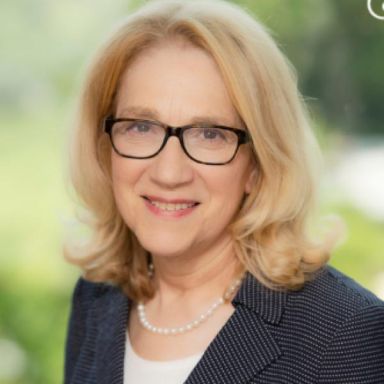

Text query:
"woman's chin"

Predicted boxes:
[[144, 245, 192, 260], [133, 224, 198, 256]]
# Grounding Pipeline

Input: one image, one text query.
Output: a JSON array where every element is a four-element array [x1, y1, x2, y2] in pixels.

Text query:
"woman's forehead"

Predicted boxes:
[[115, 42, 240, 126]]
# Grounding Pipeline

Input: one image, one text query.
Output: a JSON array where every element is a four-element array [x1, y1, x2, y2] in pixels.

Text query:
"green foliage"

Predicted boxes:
[[0, 110, 77, 384], [2, 0, 383, 134], [239, 0, 384, 134], [329, 204, 384, 288]]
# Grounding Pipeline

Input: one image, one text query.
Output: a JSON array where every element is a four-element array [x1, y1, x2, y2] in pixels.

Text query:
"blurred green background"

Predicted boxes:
[[0, 0, 383, 383]]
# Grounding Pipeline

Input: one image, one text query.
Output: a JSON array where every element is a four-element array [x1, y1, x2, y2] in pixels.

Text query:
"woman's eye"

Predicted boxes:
[[202, 128, 225, 141], [115, 121, 153, 135], [131, 122, 152, 133]]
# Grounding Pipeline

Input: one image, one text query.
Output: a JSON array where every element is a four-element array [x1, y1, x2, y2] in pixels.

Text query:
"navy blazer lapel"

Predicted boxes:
[[94, 286, 130, 384], [186, 273, 287, 384]]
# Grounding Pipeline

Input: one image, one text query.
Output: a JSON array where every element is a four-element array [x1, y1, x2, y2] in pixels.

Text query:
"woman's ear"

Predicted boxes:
[[245, 167, 257, 194]]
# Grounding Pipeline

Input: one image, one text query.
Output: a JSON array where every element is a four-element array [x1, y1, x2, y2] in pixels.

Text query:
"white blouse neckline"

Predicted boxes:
[[125, 331, 204, 368]]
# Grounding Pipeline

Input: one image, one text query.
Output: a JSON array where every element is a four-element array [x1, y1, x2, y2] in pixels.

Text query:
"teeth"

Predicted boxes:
[[149, 200, 196, 211]]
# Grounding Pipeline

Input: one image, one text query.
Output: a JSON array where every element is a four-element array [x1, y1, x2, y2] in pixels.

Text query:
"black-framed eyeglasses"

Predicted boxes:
[[103, 116, 250, 165]]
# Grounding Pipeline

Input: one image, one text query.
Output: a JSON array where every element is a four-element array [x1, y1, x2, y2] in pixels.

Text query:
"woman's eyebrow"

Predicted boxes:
[[118, 106, 158, 120], [118, 106, 235, 127]]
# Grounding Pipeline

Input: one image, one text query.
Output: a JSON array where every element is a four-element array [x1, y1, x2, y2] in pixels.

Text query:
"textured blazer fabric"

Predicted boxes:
[[64, 266, 384, 383]]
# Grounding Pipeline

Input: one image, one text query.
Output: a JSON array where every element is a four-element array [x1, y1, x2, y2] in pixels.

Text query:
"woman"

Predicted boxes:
[[64, 1, 384, 383]]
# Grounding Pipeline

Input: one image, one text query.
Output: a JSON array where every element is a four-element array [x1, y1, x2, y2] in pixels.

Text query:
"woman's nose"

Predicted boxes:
[[148, 136, 194, 189]]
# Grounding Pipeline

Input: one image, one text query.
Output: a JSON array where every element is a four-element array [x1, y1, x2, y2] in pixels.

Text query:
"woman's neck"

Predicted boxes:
[[149, 240, 243, 306]]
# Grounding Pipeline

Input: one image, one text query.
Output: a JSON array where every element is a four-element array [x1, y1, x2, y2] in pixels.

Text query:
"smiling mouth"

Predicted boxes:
[[142, 196, 200, 212]]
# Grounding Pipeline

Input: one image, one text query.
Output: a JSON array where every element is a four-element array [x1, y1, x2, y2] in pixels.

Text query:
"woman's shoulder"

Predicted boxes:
[[298, 265, 384, 315], [280, 265, 384, 342], [69, 276, 123, 314], [72, 276, 118, 296], [293, 266, 384, 380], [66, 276, 127, 342], [240, 266, 384, 380], [238, 265, 383, 330]]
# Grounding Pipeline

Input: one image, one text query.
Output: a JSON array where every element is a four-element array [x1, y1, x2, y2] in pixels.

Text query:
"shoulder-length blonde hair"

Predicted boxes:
[[65, 0, 332, 301]]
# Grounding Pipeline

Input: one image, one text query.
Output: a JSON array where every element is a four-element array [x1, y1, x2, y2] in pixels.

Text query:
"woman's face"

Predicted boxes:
[[111, 40, 255, 262]]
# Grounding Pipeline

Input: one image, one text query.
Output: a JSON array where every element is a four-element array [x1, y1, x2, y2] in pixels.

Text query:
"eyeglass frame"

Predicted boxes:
[[103, 116, 250, 165]]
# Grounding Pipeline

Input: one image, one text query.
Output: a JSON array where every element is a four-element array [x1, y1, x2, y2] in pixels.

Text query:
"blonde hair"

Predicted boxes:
[[65, 0, 332, 301]]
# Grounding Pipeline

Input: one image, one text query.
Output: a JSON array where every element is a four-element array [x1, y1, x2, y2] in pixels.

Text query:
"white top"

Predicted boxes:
[[124, 332, 204, 384]]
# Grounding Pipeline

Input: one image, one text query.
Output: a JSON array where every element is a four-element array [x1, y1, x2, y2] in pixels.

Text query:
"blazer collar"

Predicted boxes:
[[231, 271, 288, 324]]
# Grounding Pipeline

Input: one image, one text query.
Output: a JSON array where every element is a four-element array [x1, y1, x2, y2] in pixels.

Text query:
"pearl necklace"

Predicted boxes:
[[137, 277, 243, 335]]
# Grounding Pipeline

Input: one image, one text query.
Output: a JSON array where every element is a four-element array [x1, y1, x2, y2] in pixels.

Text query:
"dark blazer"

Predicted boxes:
[[64, 266, 384, 383]]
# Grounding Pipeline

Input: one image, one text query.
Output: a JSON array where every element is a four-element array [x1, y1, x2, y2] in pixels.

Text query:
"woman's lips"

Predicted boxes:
[[142, 196, 200, 218], [143, 195, 200, 205]]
